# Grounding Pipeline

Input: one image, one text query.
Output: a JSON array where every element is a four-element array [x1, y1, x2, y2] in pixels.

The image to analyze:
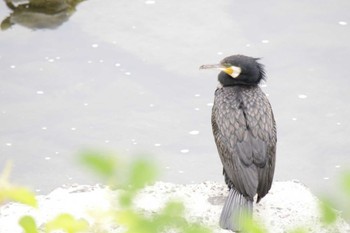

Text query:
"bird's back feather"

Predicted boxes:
[[212, 85, 276, 201]]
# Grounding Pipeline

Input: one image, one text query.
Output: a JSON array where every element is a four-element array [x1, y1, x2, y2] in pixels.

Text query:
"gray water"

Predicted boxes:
[[1, 0, 349, 200]]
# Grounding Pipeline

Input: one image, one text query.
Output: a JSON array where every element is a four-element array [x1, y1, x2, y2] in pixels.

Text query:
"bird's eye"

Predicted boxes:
[[222, 63, 231, 68]]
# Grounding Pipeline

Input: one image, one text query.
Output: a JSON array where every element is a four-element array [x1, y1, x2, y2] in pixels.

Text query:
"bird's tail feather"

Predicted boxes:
[[219, 188, 253, 232]]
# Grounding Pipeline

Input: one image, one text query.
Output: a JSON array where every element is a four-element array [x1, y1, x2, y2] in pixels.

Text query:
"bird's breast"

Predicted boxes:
[[213, 86, 271, 137]]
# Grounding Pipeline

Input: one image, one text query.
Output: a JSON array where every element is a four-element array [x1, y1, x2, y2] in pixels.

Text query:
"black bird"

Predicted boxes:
[[200, 55, 276, 232]]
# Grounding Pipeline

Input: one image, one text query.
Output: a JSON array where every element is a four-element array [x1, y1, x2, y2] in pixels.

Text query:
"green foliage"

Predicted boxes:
[[318, 171, 350, 226], [0, 162, 38, 208], [80, 152, 209, 233], [45, 214, 89, 233], [2, 153, 350, 233], [288, 227, 307, 233], [80, 151, 159, 210], [340, 171, 350, 197], [319, 198, 338, 225], [80, 151, 117, 179], [114, 201, 205, 233], [128, 158, 157, 191], [0, 186, 38, 208], [340, 171, 350, 220], [241, 213, 267, 233], [120, 158, 158, 208], [19, 216, 39, 233]]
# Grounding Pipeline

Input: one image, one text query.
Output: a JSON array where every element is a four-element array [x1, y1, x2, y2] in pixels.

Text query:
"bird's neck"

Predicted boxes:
[[218, 72, 258, 87]]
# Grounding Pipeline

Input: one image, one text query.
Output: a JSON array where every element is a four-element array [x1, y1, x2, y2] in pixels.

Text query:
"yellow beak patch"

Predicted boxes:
[[220, 66, 241, 78]]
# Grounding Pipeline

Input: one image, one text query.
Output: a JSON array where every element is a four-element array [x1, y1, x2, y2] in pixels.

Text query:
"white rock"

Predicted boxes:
[[0, 182, 349, 233]]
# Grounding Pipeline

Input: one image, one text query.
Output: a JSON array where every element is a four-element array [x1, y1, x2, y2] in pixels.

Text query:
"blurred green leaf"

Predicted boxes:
[[319, 198, 337, 225], [80, 151, 117, 178], [118, 191, 135, 208], [183, 224, 212, 233], [288, 227, 308, 233], [128, 158, 157, 190], [241, 213, 267, 233], [115, 209, 141, 226], [154, 201, 186, 228], [116, 210, 156, 233], [0, 161, 12, 185], [19, 216, 39, 233], [0, 161, 37, 207], [45, 214, 89, 233], [161, 201, 185, 217], [340, 171, 350, 197], [0, 186, 37, 208]]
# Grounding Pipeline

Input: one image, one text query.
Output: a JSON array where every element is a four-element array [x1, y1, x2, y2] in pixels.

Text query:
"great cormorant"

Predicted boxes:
[[200, 55, 277, 232]]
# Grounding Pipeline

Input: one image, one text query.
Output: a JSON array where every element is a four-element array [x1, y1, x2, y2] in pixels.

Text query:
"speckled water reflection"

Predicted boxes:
[[1, 0, 84, 30], [0, 1, 349, 199]]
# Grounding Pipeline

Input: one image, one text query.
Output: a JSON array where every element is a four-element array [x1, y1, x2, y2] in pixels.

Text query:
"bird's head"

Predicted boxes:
[[200, 54, 265, 86]]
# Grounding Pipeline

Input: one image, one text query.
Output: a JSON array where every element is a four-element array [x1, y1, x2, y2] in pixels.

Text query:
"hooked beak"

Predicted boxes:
[[199, 64, 241, 78], [199, 64, 225, 70]]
